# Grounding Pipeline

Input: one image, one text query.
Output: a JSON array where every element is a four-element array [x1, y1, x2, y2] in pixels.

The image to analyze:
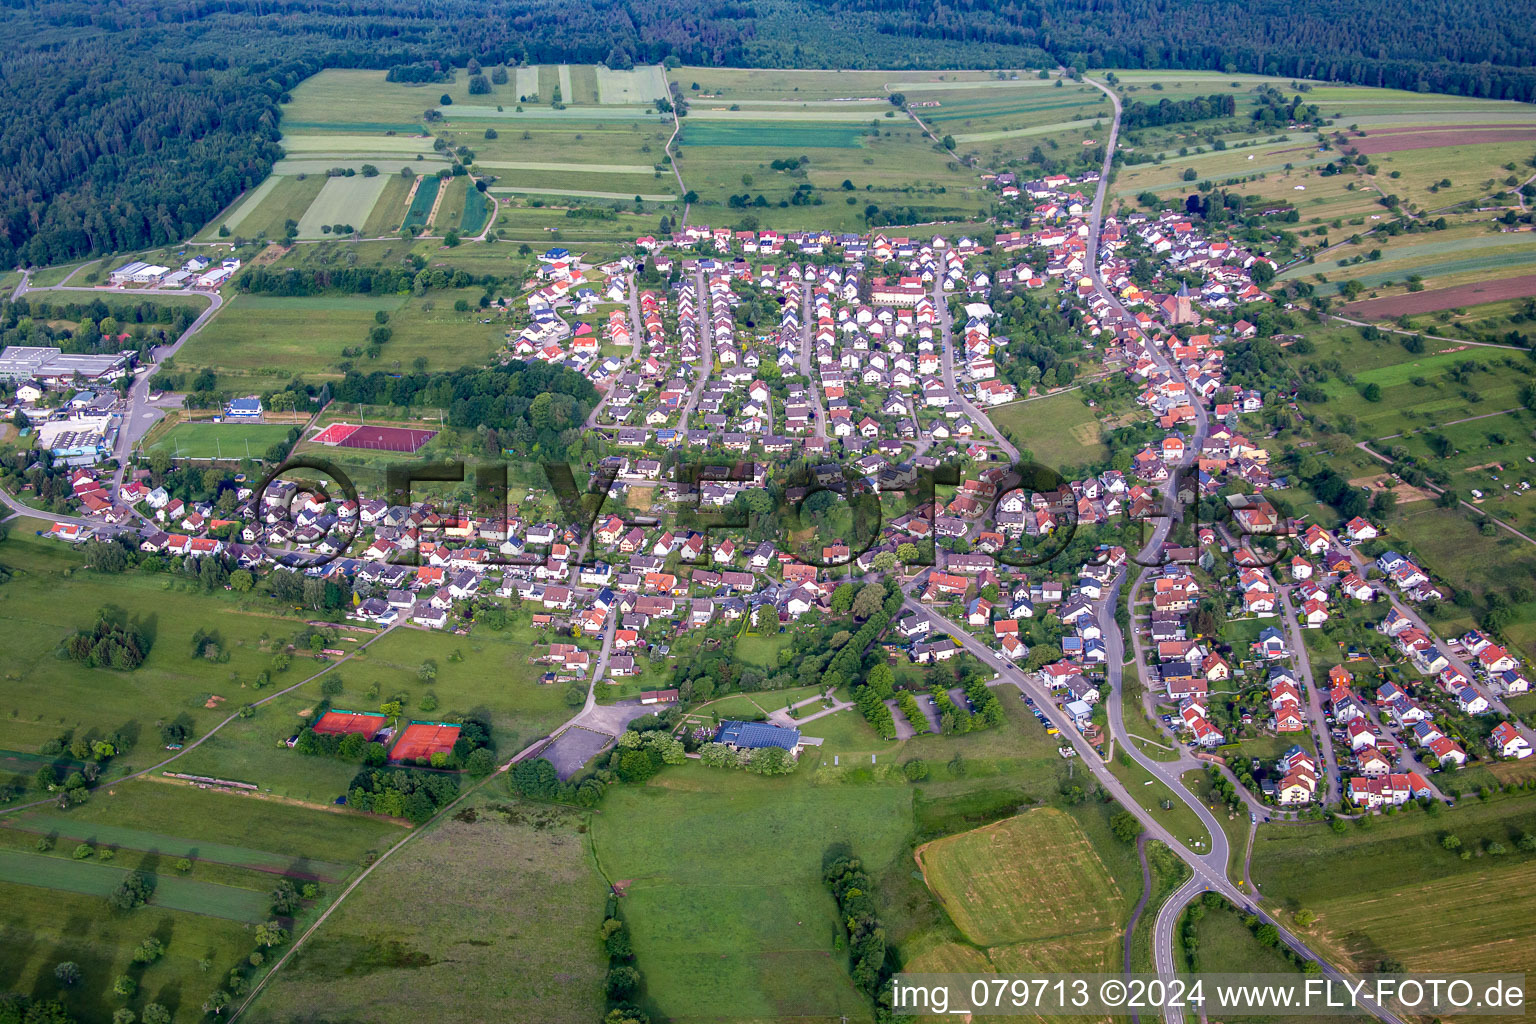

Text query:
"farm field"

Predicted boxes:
[[402, 176, 441, 231], [1384, 409, 1536, 519], [1283, 224, 1536, 297], [360, 172, 416, 235], [175, 292, 502, 378], [1297, 331, 1536, 439], [988, 390, 1108, 472], [0, 879, 252, 1023], [294, 173, 391, 238], [1344, 276, 1536, 320], [244, 797, 608, 1024], [915, 808, 1122, 947], [6, 785, 395, 879], [591, 766, 913, 1023], [1251, 794, 1536, 988], [899, 801, 1145, 1024], [0, 779, 400, 1024], [206, 175, 327, 241]]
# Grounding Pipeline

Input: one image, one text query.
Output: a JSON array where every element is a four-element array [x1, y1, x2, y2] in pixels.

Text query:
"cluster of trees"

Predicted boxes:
[[326, 362, 595, 448], [1183, 893, 1319, 974], [65, 610, 151, 670], [346, 766, 460, 823], [823, 851, 902, 1015], [600, 897, 649, 1023], [697, 741, 796, 775], [610, 726, 686, 782], [1119, 92, 1237, 130], [236, 263, 497, 297]]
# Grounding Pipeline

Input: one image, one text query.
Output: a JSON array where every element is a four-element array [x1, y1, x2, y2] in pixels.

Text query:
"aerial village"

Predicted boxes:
[[22, 167, 1535, 801]]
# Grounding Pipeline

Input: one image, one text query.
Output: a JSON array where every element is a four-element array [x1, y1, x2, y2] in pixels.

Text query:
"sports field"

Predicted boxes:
[[142, 420, 295, 460], [390, 721, 462, 761]]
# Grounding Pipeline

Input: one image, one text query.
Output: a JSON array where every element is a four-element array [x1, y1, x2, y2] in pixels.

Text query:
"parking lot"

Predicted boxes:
[[539, 726, 614, 780]]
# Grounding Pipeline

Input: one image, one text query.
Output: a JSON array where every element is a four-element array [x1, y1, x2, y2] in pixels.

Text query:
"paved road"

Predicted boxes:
[[585, 274, 645, 428], [796, 282, 829, 440], [1075, 72, 1400, 1024], [15, 277, 226, 496], [677, 268, 713, 434], [933, 275, 1019, 462], [1277, 585, 1344, 805]]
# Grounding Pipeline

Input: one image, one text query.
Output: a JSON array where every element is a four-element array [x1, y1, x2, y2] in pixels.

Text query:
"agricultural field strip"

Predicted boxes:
[[280, 134, 440, 153], [1280, 232, 1536, 280], [717, 98, 889, 108], [1299, 251, 1536, 295], [488, 186, 676, 201], [0, 849, 269, 922], [954, 119, 1103, 143], [296, 174, 391, 237], [686, 108, 889, 121], [271, 158, 446, 175], [558, 64, 572, 103], [595, 65, 669, 105], [474, 160, 656, 174], [443, 106, 665, 121], [515, 66, 538, 98], [886, 79, 1058, 91], [8, 813, 354, 880], [1114, 154, 1335, 195], [221, 177, 282, 231]]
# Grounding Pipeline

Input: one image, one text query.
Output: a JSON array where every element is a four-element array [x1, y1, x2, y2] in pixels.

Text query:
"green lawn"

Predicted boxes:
[[989, 390, 1109, 473], [0, 525, 313, 762], [142, 421, 297, 461], [175, 290, 502, 378], [0, 849, 270, 921], [592, 766, 912, 1023]]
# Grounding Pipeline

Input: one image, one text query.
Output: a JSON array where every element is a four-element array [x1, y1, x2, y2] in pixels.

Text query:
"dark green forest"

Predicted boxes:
[[4, 0, 1534, 268]]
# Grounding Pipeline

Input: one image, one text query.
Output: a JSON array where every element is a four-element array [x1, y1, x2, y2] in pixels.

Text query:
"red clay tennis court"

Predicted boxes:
[[312, 710, 388, 740], [310, 422, 437, 452], [390, 721, 462, 761]]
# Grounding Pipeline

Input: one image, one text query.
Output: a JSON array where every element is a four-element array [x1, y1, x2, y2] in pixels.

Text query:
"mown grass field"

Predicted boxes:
[[176, 291, 501, 378], [1298, 332, 1536, 438], [245, 797, 608, 1024], [212, 175, 326, 240], [142, 420, 296, 461], [0, 523, 307, 761], [294, 173, 391, 238], [916, 808, 1121, 946], [592, 766, 913, 1023], [989, 390, 1108, 473]]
